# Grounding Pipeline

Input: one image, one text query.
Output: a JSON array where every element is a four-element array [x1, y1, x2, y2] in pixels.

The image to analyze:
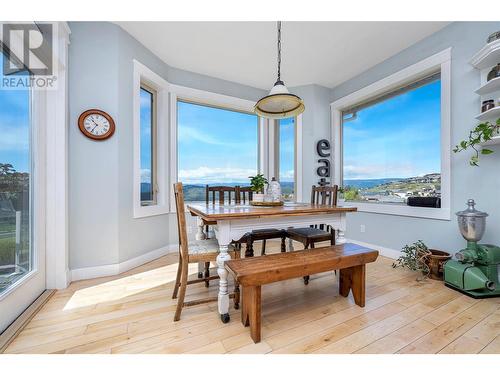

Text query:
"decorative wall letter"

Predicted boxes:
[[316, 139, 331, 185]]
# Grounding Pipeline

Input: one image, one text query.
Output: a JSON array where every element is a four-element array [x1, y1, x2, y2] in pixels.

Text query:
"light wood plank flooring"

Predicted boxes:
[[4, 241, 500, 354]]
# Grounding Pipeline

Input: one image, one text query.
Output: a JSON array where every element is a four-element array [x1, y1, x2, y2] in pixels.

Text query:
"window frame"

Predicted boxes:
[[133, 60, 170, 218], [170, 85, 261, 208], [274, 117, 298, 201], [139, 83, 158, 207], [330, 48, 451, 220]]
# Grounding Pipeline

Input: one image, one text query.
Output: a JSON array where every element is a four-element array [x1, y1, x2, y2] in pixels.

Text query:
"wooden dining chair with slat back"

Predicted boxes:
[[234, 185, 287, 257], [286, 184, 339, 284], [172, 182, 240, 321], [204, 185, 286, 258]]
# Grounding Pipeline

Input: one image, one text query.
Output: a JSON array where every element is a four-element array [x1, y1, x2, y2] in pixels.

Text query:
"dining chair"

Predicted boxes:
[[172, 182, 240, 321], [203, 185, 286, 259], [234, 186, 287, 257], [286, 184, 339, 284]]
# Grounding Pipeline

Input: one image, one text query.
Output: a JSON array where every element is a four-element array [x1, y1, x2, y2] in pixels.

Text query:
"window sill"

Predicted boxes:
[[133, 204, 170, 219], [339, 199, 450, 220], [0, 269, 39, 302]]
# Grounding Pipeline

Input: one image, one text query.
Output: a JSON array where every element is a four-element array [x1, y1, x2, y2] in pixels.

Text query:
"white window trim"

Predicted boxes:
[[133, 60, 170, 218], [169, 85, 261, 211], [170, 86, 303, 206], [330, 48, 451, 220], [268, 115, 303, 202]]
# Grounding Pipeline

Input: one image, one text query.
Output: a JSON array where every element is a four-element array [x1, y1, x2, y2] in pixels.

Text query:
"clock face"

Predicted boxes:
[[78, 109, 115, 140]]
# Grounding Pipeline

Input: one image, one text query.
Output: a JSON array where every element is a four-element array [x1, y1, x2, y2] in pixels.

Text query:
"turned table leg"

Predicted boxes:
[[216, 244, 231, 323], [195, 216, 206, 240]]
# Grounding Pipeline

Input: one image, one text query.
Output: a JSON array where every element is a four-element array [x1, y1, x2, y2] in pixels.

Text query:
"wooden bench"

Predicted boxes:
[[225, 243, 379, 343]]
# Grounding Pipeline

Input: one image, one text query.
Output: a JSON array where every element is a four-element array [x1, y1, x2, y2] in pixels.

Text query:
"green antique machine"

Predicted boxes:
[[444, 199, 500, 298]]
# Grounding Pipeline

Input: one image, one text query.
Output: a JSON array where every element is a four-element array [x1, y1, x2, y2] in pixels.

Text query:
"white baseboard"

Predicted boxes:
[[70, 244, 178, 282], [345, 238, 401, 260]]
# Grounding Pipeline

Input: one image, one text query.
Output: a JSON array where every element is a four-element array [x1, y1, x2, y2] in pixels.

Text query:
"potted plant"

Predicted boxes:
[[392, 240, 452, 281], [392, 240, 431, 281], [249, 174, 268, 202], [453, 119, 500, 166]]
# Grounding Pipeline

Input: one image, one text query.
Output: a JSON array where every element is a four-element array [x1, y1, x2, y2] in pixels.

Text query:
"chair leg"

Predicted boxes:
[[204, 262, 210, 288], [245, 237, 254, 258], [174, 259, 188, 321], [303, 242, 311, 285], [330, 229, 336, 246], [281, 235, 286, 253], [233, 248, 241, 309], [172, 256, 182, 299], [261, 239, 267, 256]]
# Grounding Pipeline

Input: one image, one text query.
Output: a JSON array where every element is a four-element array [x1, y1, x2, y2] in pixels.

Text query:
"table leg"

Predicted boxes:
[[195, 216, 206, 240], [216, 244, 231, 323]]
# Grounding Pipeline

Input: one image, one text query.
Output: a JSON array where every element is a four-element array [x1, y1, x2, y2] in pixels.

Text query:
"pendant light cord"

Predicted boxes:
[[277, 21, 281, 83]]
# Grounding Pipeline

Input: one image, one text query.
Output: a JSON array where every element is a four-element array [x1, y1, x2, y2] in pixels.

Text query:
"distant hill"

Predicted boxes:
[[142, 181, 295, 202]]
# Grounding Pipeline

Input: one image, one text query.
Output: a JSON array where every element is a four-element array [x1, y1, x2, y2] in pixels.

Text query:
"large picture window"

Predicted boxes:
[[341, 74, 441, 205], [0, 53, 32, 295], [177, 100, 259, 201]]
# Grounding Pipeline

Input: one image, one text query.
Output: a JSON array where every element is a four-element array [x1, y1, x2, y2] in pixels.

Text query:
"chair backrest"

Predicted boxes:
[[173, 182, 189, 260], [206, 185, 238, 205], [310, 185, 339, 206], [236, 186, 253, 204]]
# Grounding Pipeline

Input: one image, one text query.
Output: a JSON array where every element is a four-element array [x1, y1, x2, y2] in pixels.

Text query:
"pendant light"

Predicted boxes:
[[255, 21, 305, 119]]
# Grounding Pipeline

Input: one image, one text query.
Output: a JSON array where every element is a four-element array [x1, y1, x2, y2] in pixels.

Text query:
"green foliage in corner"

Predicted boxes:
[[453, 119, 500, 166]]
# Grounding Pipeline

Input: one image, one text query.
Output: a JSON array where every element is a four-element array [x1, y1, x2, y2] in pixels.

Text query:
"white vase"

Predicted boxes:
[[267, 177, 282, 202], [253, 193, 264, 202]]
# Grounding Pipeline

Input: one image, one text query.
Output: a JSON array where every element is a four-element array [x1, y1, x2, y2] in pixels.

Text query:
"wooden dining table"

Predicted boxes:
[[187, 202, 357, 323]]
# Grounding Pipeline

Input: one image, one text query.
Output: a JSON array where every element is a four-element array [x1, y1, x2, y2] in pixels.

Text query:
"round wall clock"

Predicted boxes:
[[78, 109, 116, 141]]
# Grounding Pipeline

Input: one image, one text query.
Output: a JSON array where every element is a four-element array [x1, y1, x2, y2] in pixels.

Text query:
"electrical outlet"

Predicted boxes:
[[360, 224, 366, 233]]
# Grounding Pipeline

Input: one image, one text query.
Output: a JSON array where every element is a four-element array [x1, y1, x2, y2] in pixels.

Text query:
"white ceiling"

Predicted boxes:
[[116, 21, 449, 90]]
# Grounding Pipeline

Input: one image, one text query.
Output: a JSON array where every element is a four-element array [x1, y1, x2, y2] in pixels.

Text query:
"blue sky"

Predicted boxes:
[[343, 79, 441, 181], [175, 101, 295, 184], [0, 55, 31, 173], [140, 88, 153, 185]]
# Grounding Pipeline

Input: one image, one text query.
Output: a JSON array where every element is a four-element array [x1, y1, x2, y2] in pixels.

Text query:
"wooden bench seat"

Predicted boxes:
[[225, 243, 379, 343]]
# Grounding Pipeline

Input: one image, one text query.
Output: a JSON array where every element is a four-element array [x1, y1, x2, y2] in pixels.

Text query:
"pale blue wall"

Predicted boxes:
[[69, 21, 500, 271], [331, 22, 500, 254], [68, 22, 267, 269]]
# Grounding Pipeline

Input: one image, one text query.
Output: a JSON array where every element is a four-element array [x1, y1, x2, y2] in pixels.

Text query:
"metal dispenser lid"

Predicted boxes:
[[456, 199, 488, 218]]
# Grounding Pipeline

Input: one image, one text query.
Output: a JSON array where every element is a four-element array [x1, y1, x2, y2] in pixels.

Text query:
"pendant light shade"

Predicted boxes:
[[255, 22, 305, 119]]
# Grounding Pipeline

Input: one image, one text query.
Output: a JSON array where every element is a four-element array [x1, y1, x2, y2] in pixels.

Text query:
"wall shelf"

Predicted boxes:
[[481, 135, 500, 146], [475, 76, 500, 95], [470, 39, 500, 70], [475, 106, 500, 122]]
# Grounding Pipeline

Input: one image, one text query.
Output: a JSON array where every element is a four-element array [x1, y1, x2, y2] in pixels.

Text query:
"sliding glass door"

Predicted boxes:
[[0, 52, 46, 333]]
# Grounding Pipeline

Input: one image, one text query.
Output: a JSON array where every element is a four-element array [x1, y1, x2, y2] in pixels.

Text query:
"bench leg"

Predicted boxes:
[[339, 265, 366, 307], [241, 285, 261, 343]]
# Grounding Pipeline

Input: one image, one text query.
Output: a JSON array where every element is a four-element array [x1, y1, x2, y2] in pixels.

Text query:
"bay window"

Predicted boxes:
[[177, 100, 259, 202]]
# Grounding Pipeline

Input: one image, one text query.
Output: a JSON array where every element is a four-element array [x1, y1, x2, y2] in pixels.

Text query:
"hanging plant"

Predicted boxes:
[[453, 119, 500, 166]]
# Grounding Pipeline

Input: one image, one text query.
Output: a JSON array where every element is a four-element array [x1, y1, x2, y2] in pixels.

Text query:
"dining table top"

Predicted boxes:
[[187, 202, 357, 221]]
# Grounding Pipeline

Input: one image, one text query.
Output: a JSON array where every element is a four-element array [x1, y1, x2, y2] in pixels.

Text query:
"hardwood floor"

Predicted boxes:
[[4, 241, 500, 354]]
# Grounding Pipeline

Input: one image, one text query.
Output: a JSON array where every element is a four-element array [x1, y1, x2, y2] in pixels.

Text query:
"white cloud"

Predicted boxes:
[[178, 126, 228, 146], [179, 166, 257, 184], [140, 168, 151, 183], [280, 169, 294, 180], [343, 163, 433, 180]]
